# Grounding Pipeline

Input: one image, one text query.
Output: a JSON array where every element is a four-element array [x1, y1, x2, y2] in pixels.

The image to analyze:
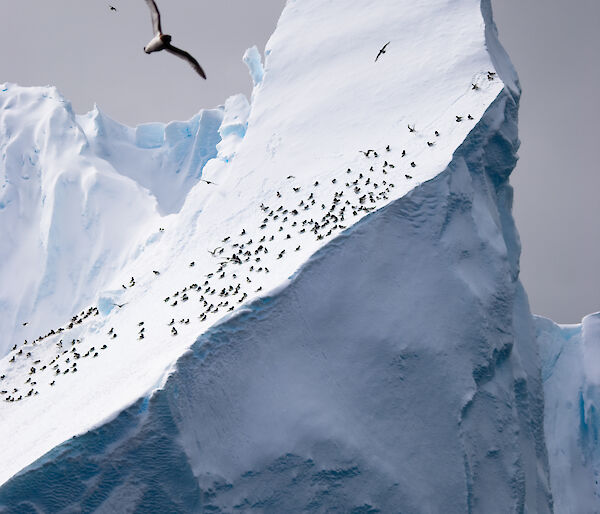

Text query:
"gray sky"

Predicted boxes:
[[492, 0, 600, 323], [0, 0, 597, 323]]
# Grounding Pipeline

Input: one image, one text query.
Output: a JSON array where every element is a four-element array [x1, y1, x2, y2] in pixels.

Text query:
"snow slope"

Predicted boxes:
[[536, 314, 600, 513], [0, 0, 561, 510]]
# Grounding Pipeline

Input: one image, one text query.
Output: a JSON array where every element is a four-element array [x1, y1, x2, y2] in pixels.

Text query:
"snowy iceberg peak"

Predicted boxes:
[[78, 103, 224, 215], [0, 82, 230, 358], [0, 84, 161, 357]]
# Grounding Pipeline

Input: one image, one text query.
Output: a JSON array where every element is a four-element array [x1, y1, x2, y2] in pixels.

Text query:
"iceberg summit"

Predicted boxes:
[[0, 0, 597, 511]]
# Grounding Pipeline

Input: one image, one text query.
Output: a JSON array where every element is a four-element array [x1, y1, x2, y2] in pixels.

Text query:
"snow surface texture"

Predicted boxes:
[[536, 314, 600, 513], [0, 0, 575, 510]]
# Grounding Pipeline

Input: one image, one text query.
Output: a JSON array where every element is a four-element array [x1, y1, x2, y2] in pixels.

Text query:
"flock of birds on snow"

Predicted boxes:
[[0, 7, 499, 403]]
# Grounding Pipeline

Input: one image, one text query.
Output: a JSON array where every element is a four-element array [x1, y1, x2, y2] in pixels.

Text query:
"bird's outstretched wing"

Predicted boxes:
[[165, 44, 207, 79], [144, 0, 162, 34]]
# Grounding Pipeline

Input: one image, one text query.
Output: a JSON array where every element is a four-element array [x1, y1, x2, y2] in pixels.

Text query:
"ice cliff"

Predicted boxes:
[[0, 0, 596, 511]]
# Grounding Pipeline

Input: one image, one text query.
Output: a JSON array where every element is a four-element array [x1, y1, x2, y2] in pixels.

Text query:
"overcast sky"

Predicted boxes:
[[0, 0, 598, 323]]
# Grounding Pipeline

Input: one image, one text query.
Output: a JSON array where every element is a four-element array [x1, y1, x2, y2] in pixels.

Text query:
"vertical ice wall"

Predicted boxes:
[[536, 314, 600, 513]]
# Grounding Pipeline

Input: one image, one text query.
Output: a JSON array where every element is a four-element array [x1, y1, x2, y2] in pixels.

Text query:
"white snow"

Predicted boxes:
[[0, 0, 556, 507]]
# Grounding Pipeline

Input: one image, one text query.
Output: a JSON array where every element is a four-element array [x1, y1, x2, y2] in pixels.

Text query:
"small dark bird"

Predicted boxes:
[[456, 116, 463, 122], [472, 83, 479, 90], [113, 303, 127, 308], [153, 270, 160, 275], [408, 124, 415, 133], [109, 5, 117, 12], [375, 41, 390, 62], [143, 0, 206, 79], [427, 141, 434, 147], [405, 174, 413, 179], [22, 322, 28, 326], [435, 131, 440, 137], [410, 162, 416, 168], [199, 178, 216, 185], [467, 114, 474, 120]]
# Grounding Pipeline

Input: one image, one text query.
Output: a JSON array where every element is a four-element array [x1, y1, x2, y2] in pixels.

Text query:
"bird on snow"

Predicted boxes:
[[109, 5, 117, 12], [143, 0, 206, 79], [375, 42, 390, 62]]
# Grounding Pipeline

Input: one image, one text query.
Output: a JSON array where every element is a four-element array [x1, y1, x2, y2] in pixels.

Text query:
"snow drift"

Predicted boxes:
[[0, 0, 594, 511]]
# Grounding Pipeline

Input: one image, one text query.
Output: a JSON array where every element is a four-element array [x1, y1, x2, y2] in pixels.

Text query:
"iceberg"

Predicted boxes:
[[0, 0, 595, 511]]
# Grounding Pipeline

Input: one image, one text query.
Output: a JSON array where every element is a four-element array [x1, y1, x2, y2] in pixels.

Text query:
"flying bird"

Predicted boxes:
[[143, 0, 206, 79], [375, 42, 390, 62]]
